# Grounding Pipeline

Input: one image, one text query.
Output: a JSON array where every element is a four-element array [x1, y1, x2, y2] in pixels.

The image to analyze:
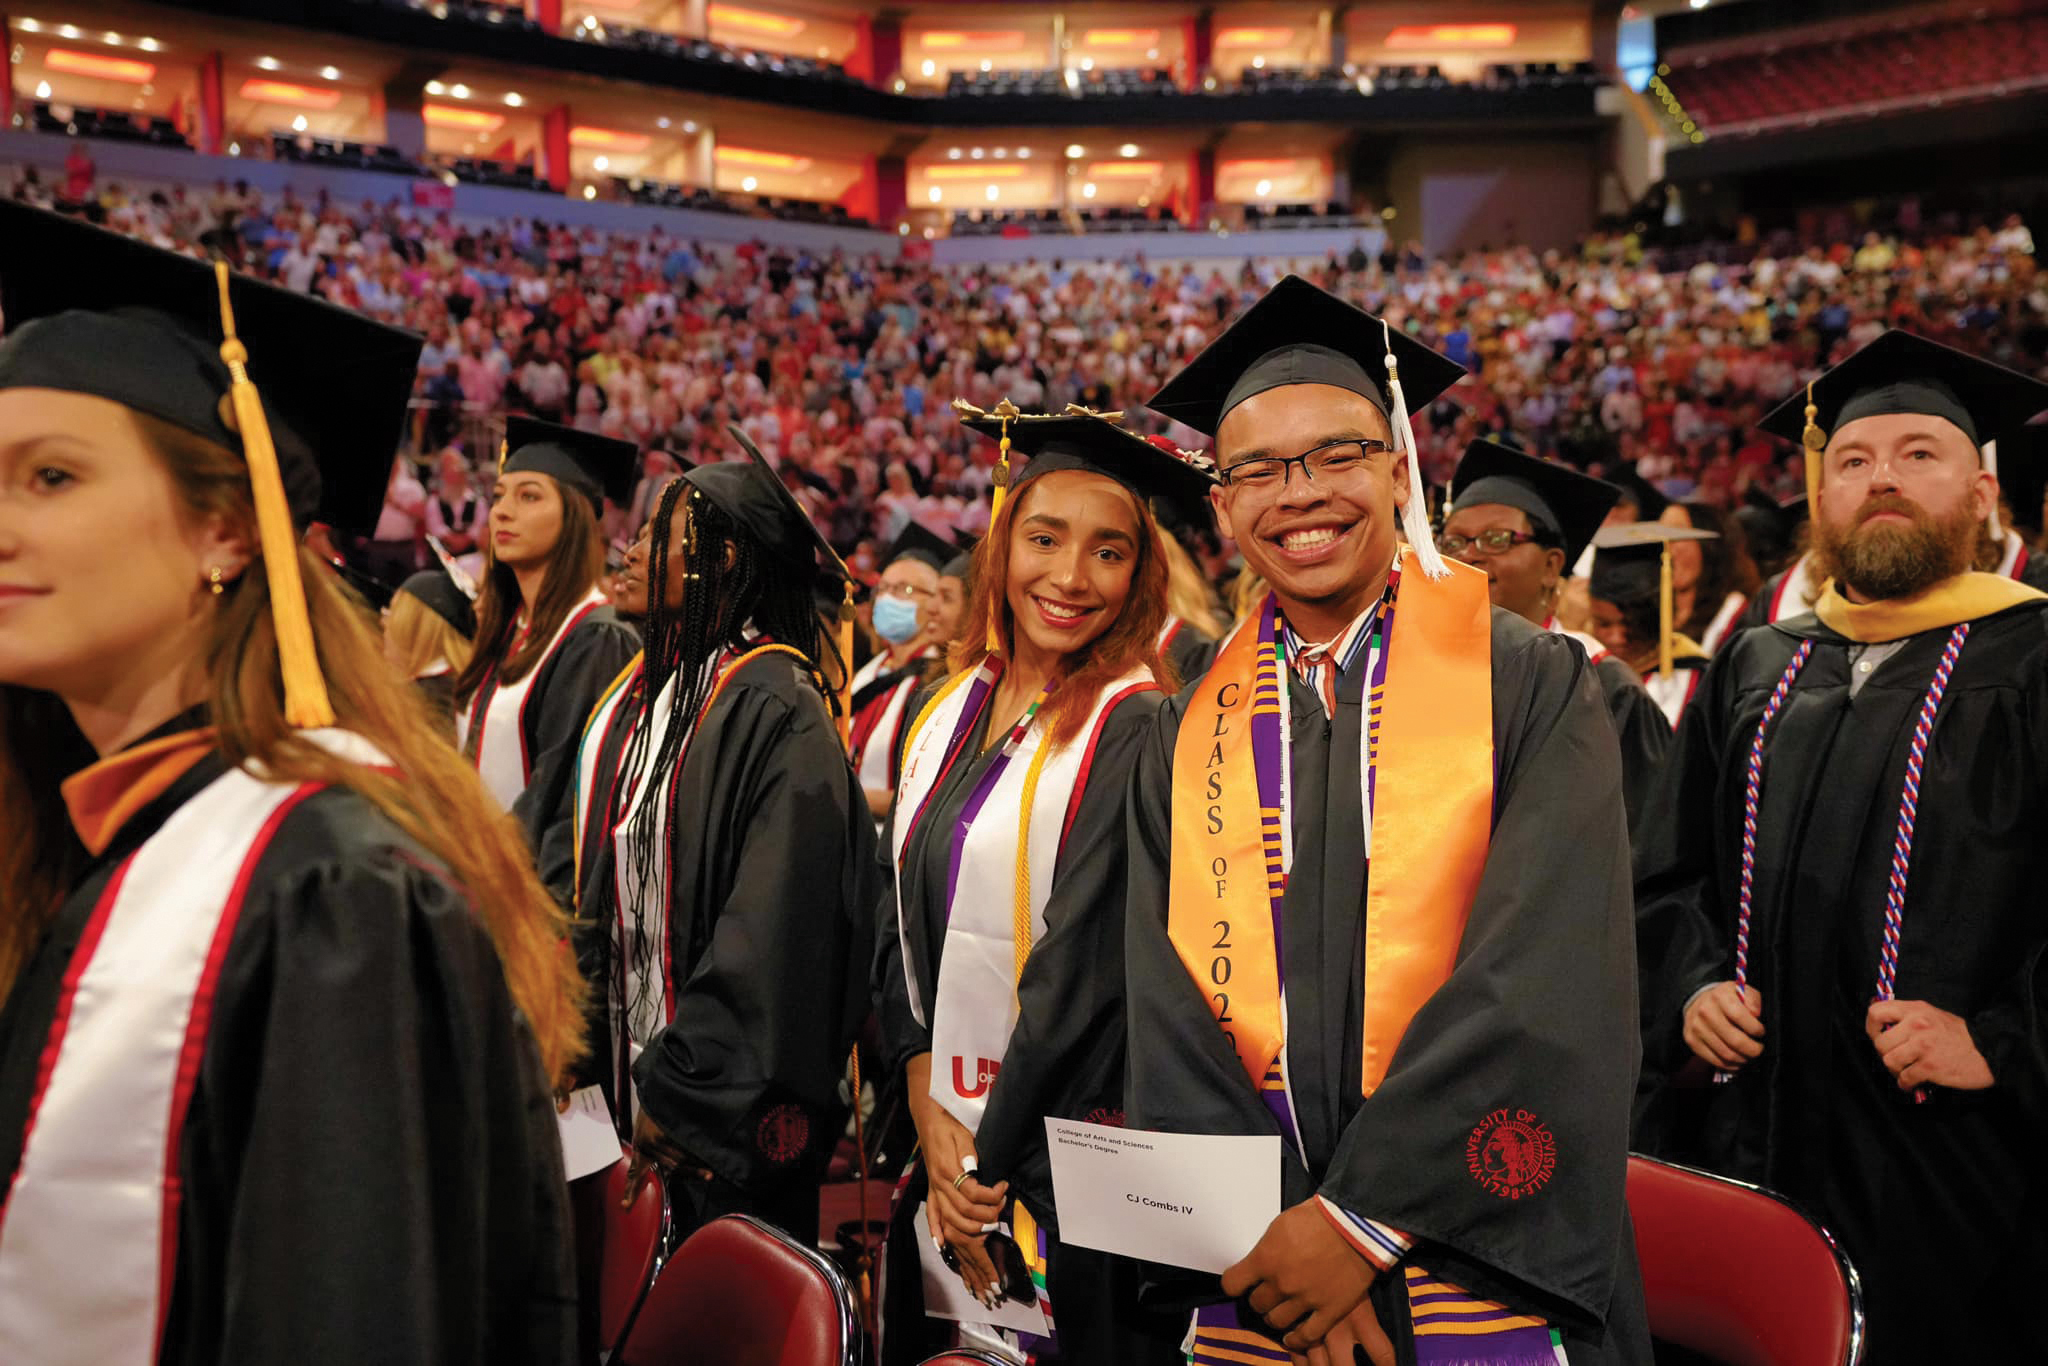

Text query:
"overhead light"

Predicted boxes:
[[34, 80, 50, 98], [656, 116, 670, 128], [715, 145, 811, 169], [17, 19, 39, 32], [682, 120, 698, 133], [1222, 158, 1300, 176], [1255, 179, 1272, 196], [1089, 160, 1161, 179], [707, 5, 806, 37], [1064, 68, 1080, 90], [254, 54, 280, 69], [898, 222, 910, 235], [1064, 143, 1084, 158], [1081, 29, 1159, 47], [927, 186, 942, 202], [449, 83, 470, 98], [593, 155, 609, 171], [1016, 148, 1031, 159], [969, 147, 984, 159], [1689, 0, 1710, 8], [571, 126, 651, 151], [992, 147, 1007, 159], [425, 80, 446, 94], [920, 59, 936, 77], [1079, 57, 1094, 71], [503, 92, 523, 106], [228, 140, 240, 155], [46, 49, 156, 83], [1082, 183, 1097, 199], [946, 147, 961, 160], [583, 185, 596, 199], [1385, 24, 1518, 48], [1119, 143, 1139, 157], [102, 30, 122, 44], [292, 114, 308, 132], [1215, 27, 1293, 46], [240, 79, 342, 109], [921, 30, 1025, 51], [984, 185, 998, 201], [979, 58, 992, 72], [1251, 56, 1265, 69], [320, 65, 341, 80], [56, 23, 79, 39], [927, 164, 1024, 181], [741, 175, 758, 191], [923, 227, 935, 239], [137, 35, 161, 51], [422, 104, 505, 131]]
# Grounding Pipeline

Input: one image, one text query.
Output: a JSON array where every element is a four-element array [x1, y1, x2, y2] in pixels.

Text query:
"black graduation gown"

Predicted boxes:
[[1592, 654, 1671, 836], [850, 657, 927, 792], [618, 651, 878, 1242], [1125, 610, 1651, 1363], [873, 686, 1182, 1365], [0, 752, 576, 1366], [1632, 601, 2048, 1365], [495, 609, 640, 908], [1165, 622, 1221, 685]]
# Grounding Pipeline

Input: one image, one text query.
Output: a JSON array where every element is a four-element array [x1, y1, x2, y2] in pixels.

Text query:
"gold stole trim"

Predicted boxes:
[[1813, 571, 2046, 643]]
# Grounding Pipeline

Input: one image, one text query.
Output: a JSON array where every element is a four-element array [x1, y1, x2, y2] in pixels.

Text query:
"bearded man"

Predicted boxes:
[[1633, 331, 2048, 1365]]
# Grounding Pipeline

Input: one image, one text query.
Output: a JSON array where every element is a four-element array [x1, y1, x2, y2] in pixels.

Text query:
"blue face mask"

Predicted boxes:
[[873, 594, 922, 645]]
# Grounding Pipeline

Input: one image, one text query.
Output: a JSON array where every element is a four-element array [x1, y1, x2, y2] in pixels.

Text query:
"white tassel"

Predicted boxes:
[[1383, 320, 1449, 580], [1984, 439, 2003, 542]]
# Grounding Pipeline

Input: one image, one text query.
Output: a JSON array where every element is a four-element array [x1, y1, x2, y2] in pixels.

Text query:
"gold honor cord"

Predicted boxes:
[[213, 261, 335, 728], [1659, 540, 1675, 680]]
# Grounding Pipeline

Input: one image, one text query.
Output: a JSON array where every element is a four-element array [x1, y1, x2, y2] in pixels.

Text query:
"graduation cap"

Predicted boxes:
[[327, 558, 398, 614], [1758, 329, 2048, 538], [1607, 463, 1671, 521], [1589, 521, 1719, 680], [954, 402, 1218, 518], [1447, 440, 1620, 568], [501, 416, 638, 510], [1143, 274, 1467, 578], [0, 200, 423, 728], [884, 521, 952, 573], [395, 568, 478, 639]]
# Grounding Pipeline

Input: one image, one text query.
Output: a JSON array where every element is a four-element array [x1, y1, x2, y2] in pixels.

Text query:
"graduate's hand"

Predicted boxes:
[[620, 1108, 711, 1208], [1866, 999, 1994, 1092], [1293, 1299, 1397, 1366], [922, 1200, 1005, 1311], [905, 1055, 1009, 1236], [1222, 1200, 1377, 1352], [1683, 981, 1765, 1070]]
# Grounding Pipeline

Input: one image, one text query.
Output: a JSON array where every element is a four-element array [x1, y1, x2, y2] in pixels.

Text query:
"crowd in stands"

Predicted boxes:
[[11, 165, 2043, 588]]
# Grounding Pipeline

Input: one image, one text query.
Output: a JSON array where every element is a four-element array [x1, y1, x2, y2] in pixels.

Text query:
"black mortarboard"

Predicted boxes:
[[0, 199, 422, 535], [1608, 463, 1671, 521], [1590, 521, 1719, 678], [397, 568, 478, 638], [1145, 274, 1466, 438], [957, 407, 1218, 511], [502, 416, 638, 509], [1448, 440, 1620, 568], [328, 559, 398, 614], [950, 528, 982, 554], [682, 425, 852, 583], [885, 521, 952, 572]]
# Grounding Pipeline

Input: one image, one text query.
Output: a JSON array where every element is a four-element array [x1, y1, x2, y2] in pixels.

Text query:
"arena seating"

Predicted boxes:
[[569, 17, 858, 84], [1666, 7, 2048, 133], [354, 0, 542, 35], [28, 102, 190, 151], [617, 1215, 862, 1366], [946, 68, 1069, 98], [271, 133, 423, 177]]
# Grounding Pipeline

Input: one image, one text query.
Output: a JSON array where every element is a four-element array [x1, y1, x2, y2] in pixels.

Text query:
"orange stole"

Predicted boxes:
[[1168, 552, 1494, 1099]]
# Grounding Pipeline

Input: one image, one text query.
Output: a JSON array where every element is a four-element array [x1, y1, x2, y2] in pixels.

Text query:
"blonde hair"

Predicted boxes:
[[1159, 531, 1225, 642], [0, 415, 585, 1083], [385, 590, 475, 682]]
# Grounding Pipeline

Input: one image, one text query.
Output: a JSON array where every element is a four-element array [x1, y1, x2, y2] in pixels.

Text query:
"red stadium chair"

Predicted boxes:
[[1627, 1154, 1865, 1366], [599, 1156, 668, 1355], [615, 1213, 862, 1366], [918, 1353, 1013, 1365]]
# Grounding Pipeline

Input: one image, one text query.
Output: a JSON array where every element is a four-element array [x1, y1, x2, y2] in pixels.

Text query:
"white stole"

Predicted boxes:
[[465, 587, 607, 809], [892, 665, 1151, 1136], [0, 730, 386, 1366], [856, 675, 919, 793]]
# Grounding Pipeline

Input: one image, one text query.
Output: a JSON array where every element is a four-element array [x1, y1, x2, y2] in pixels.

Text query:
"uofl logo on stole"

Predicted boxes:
[[951, 1055, 1002, 1098], [1465, 1107, 1557, 1200]]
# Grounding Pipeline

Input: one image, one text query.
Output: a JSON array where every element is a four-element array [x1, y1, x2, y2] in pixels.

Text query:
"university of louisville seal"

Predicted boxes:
[[756, 1103, 810, 1166], [1465, 1107, 1556, 1200]]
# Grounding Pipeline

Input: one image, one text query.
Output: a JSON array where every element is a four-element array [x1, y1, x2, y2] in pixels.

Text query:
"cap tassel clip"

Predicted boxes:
[[1800, 380, 1825, 519], [213, 260, 334, 729], [985, 398, 1019, 523], [1383, 321, 1449, 580]]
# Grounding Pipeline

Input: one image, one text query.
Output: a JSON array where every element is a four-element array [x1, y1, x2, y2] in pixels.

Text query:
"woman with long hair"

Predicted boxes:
[[1588, 521, 1722, 728], [874, 409, 1206, 1365], [381, 567, 477, 731], [1661, 500, 1760, 655], [457, 415, 639, 901], [582, 428, 877, 1247], [0, 203, 583, 1363]]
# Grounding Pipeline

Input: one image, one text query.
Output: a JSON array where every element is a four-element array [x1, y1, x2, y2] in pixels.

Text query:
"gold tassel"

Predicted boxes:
[[1658, 540, 1675, 681], [1800, 380, 1825, 517], [214, 261, 334, 729], [837, 581, 856, 752], [497, 434, 509, 474]]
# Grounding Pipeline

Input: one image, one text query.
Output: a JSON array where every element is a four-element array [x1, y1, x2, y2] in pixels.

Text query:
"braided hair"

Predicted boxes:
[[608, 476, 844, 1029]]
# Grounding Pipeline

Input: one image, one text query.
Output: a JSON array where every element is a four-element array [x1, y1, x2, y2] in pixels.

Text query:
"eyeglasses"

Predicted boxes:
[[1439, 529, 1547, 558], [876, 580, 932, 600], [1218, 438, 1393, 492]]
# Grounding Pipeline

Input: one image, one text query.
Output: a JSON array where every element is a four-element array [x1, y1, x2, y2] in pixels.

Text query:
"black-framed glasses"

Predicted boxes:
[[1439, 528, 1547, 558], [1218, 438, 1394, 492]]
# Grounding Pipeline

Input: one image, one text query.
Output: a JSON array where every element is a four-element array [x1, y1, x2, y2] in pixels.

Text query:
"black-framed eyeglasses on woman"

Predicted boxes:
[[1218, 438, 1394, 492], [1439, 528, 1549, 558]]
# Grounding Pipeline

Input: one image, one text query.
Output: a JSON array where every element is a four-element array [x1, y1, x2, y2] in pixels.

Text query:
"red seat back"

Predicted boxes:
[[1627, 1154, 1864, 1366], [618, 1214, 859, 1366], [918, 1354, 1012, 1366], [599, 1158, 666, 1352]]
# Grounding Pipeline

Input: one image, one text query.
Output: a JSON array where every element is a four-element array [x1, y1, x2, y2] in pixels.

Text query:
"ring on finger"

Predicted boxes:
[[952, 1170, 972, 1191]]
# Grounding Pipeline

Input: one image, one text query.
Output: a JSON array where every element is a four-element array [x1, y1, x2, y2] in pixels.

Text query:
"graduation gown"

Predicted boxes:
[[1125, 610, 1650, 1363], [1632, 600, 2048, 1364], [587, 650, 876, 1239], [462, 595, 638, 906], [0, 736, 575, 1366], [874, 684, 1181, 1365], [1552, 625, 1670, 837], [849, 648, 933, 799], [1160, 616, 1222, 684]]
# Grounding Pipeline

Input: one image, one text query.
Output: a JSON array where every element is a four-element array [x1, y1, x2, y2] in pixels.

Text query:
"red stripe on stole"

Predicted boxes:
[[1059, 683, 1159, 845], [0, 856, 139, 1235], [516, 599, 606, 786], [153, 782, 322, 1353]]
